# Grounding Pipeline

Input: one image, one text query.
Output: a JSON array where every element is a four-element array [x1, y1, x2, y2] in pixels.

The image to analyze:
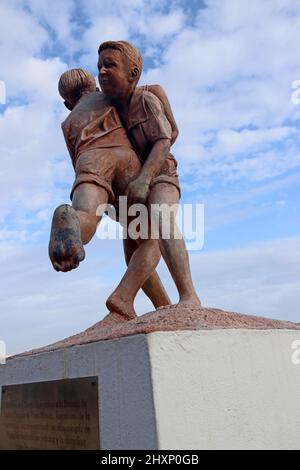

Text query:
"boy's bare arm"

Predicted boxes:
[[125, 138, 170, 205], [66, 142, 76, 169], [139, 138, 171, 184], [61, 124, 76, 169]]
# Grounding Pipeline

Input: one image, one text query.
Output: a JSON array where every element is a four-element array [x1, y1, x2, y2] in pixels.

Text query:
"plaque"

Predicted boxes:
[[0, 377, 100, 449]]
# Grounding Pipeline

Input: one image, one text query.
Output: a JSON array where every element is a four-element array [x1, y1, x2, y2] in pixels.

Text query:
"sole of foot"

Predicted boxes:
[[49, 204, 85, 272]]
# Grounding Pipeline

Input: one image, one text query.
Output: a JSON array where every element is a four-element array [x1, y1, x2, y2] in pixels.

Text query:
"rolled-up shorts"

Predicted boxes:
[[150, 153, 181, 198], [70, 147, 142, 204], [70, 148, 181, 203]]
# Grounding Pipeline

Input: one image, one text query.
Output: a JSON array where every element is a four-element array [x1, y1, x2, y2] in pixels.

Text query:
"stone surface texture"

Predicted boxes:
[[14, 306, 300, 358]]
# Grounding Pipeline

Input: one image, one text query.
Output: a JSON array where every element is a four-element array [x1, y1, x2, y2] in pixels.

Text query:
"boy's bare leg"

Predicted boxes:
[[123, 238, 171, 308], [72, 183, 108, 243], [49, 182, 163, 321], [49, 183, 108, 272], [148, 183, 201, 308], [106, 238, 161, 318]]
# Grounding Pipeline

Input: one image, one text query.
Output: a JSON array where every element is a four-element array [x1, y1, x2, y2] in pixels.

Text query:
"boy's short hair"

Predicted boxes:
[[58, 68, 96, 102], [98, 41, 142, 82]]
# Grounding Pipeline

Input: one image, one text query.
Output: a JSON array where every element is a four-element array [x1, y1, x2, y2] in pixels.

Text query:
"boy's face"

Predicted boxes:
[[98, 48, 132, 98]]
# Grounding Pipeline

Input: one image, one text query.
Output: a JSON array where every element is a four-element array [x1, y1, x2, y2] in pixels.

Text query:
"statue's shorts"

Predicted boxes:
[[70, 147, 141, 204], [151, 154, 181, 198], [70, 148, 181, 204]]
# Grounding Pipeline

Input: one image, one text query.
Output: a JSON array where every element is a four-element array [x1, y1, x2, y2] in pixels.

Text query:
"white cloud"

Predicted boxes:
[[190, 237, 300, 322], [24, 0, 75, 44], [80, 16, 130, 68], [214, 127, 296, 156], [142, 0, 300, 187], [79, 4, 186, 67], [0, 1, 72, 230], [16, 57, 68, 103], [134, 9, 186, 42], [0, 2, 48, 59], [0, 101, 71, 222], [197, 171, 300, 231]]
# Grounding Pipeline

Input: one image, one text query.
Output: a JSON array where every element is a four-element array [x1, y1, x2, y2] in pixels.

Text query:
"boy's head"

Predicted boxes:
[[97, 41, 142, 99], [58, 68, 97, 110]]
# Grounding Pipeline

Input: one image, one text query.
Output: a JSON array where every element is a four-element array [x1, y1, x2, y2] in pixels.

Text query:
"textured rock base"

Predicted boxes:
[[1, 307, 300, 449]]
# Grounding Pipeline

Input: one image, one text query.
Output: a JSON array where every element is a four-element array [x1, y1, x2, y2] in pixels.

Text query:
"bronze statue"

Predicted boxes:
[[49, 68, 170, 321], [49, 41, 200, 324], [98, 41, 200, 308]]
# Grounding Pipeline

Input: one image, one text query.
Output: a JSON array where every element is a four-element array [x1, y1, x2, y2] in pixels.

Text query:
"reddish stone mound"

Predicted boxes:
[[14, 306, 300, 358]]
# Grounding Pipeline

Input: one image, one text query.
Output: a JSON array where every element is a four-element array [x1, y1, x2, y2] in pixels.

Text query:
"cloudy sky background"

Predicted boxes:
[[0, 0, 300, 355]]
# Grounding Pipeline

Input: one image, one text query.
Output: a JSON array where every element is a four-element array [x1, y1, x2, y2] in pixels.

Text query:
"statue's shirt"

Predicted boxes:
[[61, 91, 131, 167], [123, 89, 180, 194], [125, 89, 172, 163]]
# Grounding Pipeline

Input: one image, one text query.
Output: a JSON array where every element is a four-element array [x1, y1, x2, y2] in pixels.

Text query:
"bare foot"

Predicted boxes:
[[106, 292, 137, 320], [49, 204, 85, 272], [176, 294, 202, 309], [156, 296, 201, 311], [156, 304, 177, 310]]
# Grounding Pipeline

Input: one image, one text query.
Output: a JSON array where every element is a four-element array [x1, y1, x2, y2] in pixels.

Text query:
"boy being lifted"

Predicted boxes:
[[49, 68, 171, 321]]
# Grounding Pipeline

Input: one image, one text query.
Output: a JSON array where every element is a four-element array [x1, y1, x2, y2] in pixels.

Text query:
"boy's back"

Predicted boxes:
[[62, 91, 131, 167]]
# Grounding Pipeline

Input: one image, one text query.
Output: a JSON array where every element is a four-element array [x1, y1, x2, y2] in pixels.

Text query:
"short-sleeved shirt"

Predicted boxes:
[[61, 91, 131, 167], [123, 88, 181, 195], [125, 89, 172, 162], [61, 91, 139, 203]]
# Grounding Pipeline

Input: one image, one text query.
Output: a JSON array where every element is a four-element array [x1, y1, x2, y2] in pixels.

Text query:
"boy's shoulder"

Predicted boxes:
[[61, 91, 110, 129], [72, 91, 110, 112], [128, 87, 164, 129], [141, 83, 166, 97], [134, 86, 164, 107]]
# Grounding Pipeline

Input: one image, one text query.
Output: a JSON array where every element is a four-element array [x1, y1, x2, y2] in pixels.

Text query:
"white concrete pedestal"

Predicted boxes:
[[1, 327, 300, 449]]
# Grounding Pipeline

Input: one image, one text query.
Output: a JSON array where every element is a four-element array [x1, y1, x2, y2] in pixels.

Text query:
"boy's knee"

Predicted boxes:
[[72, 182, 109, 214]]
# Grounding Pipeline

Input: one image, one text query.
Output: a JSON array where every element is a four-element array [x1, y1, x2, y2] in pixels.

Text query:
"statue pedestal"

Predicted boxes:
[[1, 307, 300, 450]]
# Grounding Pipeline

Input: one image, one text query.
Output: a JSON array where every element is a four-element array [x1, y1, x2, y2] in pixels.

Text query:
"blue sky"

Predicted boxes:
[[0, 0, 300, 354]]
